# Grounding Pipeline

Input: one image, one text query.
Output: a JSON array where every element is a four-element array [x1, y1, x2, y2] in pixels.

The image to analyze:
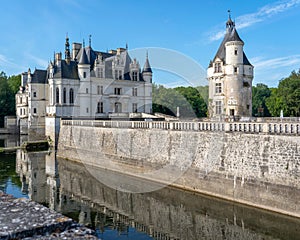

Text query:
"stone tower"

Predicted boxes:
[[207, 14, 253, 120]]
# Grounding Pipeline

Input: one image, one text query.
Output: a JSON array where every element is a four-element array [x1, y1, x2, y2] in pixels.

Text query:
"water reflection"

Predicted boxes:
[[5, 148, 300, 239]]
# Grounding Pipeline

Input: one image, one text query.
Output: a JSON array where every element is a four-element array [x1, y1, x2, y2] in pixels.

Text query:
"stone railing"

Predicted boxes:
[[61, 119, 300, 135]]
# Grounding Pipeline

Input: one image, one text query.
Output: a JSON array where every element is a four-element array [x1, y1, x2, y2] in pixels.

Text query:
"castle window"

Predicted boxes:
[[97, 85, 103, 95], [97, 102, 103, 113], [98, 68, 104, 78], [132, 87, 137, 96], [132, 103, 138, 113], [215, 83, 222, 94], [115, 102, 122, 113], [243, 81, 250, 87], [19, 97, 22, 104], [234, 67, 238, 74], [132, 71, 138, 81], [234, 49, 238, 55], [83, 72, 86, 78], [86, 107, 89, 113], [114, 88, 122, 95], [214, 62, 222, 73], [33, 92, 37, 98], [215, 101, 222, 115], [33, 108, 37, 114], [56, 88, 59, 104], [86, 88, 88, 94], [69, 88, 74, 104], [63, 88, 66, 104]]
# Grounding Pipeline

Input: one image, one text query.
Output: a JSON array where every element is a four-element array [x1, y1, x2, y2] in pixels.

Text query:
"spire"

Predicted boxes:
[[143, 51, 152, 73], [226, 10, 235, 30], [79, 47, 89, 65], [89, 35, 92, 47], [65, 34, 71, 61]]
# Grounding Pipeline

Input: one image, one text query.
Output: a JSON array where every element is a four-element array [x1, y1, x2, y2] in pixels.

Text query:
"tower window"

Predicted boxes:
[[214, 63, 222, 73], [33, 108, 37, 114], [234, 67, 238, 74], [86, 88, 88, 94], [33, 92, 37, 98], [83, 72, 87, 78], [69, 88, 74, 104], [63, 88, 66, 104], [215, 83, 222, 94], [215, 101, 222, 115], [234, 49, 238, 55], [56, 88, 59, 104]]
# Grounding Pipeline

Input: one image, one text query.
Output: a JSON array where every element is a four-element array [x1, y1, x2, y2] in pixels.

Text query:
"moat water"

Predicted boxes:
[[1, 137, 300, 239]]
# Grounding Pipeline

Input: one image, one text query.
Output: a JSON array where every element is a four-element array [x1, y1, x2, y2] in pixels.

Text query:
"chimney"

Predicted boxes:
[[72, 43, 82, 60]]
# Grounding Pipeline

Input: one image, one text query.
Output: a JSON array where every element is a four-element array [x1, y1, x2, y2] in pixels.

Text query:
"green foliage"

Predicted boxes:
[[152, 84, 208, 118], [252, 83, 271, 117], [0, 72, 21, 127], [266, 70, 300, 117]]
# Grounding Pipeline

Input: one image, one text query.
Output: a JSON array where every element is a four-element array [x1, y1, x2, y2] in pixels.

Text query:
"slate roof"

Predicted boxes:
[[143, 57, 152, 73], [211, 24, 252, 66], [78, 48, 89, 64], [30, 69, 47, 84], [53, 60, 79, 79]]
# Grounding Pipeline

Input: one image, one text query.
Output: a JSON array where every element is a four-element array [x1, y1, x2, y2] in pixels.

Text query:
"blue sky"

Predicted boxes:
[[1, 0, 300, 87]]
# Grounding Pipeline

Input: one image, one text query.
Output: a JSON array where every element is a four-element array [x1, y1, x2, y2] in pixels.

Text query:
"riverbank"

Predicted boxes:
[[0, 191, 98, 239]]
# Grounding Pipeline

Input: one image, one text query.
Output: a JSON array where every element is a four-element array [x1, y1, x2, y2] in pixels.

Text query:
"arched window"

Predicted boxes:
[[56, 87, 59, 104], [69, 88, 74, 104], [63, 88, 66, 104]]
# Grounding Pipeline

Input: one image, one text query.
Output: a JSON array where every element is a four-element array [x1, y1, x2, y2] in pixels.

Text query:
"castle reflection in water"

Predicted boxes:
[[15, 149, 300, 240]]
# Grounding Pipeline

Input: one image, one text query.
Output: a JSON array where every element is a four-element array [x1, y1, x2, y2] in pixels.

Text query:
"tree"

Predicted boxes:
[[252, 83, 271, 117], [0, 72, 21, 127], [266, 70, 300, 117], [152, 84, 208, 118]]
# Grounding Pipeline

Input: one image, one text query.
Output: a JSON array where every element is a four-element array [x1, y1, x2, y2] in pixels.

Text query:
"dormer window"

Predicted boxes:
[[132, 71, 138, 81], [214, 62, 222, 73]]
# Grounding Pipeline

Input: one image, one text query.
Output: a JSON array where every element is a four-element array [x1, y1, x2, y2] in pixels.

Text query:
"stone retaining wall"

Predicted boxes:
[[57, 122, 300, 217]]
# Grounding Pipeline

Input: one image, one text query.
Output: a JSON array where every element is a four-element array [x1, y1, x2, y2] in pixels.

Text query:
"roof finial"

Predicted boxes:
[[89, 34, 92, 47], [146, 50, 148, 59], [228, 9, 231, 19], [126, 43, 128, 50], [83, 39, 85, 48]]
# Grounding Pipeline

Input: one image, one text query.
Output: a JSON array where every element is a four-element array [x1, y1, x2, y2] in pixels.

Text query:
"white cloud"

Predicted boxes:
[[251, 55, 300, 69], [209, 0, 300, 41]]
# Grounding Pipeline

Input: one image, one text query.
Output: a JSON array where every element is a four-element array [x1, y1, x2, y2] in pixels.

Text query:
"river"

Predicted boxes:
[[0, 138, 300, 239]]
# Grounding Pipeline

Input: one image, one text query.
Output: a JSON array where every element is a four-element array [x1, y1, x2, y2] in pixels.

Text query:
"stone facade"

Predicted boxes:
[[15, 36, 153, 140], [207, 15, 253, 119]]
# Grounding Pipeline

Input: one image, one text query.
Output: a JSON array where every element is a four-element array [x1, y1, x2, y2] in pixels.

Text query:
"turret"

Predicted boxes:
[[78, 47, 90, 80], [142, 52, 152, 83]]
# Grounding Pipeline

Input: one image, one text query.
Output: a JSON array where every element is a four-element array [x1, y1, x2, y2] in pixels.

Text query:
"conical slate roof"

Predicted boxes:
[[143, 55, 152, 73], [211, 19, 251, 66], [79, 47, 89, 65]]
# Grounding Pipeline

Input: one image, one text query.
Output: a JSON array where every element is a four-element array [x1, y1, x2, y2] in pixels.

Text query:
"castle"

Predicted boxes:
[[16, 37, 153, 138], [207, 14, 253, 120], [16, 15, 254, 139]]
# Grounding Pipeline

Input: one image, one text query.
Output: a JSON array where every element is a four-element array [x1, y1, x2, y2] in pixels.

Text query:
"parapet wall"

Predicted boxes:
[[57, 120, 300, 217]]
